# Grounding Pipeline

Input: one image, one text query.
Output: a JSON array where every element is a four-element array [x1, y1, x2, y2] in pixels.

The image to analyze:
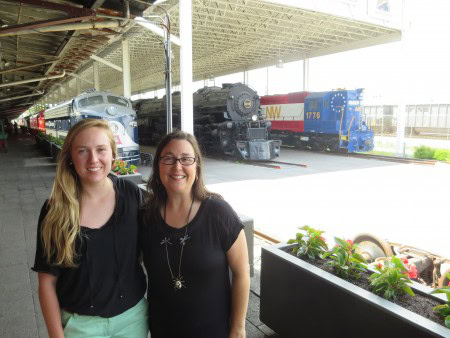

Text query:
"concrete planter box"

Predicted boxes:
[[260, 243, 448, 338], [34, 135, 42, 147], [110, 172, 143, 185], [42, 139, 52, 156]]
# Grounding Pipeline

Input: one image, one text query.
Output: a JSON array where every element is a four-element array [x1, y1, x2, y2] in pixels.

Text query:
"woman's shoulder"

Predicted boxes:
[[203, 196, 236, 217]]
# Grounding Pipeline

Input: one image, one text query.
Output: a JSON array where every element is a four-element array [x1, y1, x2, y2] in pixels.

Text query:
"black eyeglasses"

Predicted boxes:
[[160, 156, 196, 166]]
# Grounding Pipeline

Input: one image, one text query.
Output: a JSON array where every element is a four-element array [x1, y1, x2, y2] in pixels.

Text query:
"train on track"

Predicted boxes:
[[25, 90, 140, 164], [134, 83, 281, 160], [260, 89, 374, 153]]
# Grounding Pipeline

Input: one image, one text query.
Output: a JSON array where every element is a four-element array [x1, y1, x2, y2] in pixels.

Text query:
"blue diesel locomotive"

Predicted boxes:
[[261, 89, 374, 152]]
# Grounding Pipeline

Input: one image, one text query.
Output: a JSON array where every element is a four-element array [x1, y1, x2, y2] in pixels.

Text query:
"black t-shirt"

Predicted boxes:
[[140, 197, 244, 338], [32, 176, 147, 318]]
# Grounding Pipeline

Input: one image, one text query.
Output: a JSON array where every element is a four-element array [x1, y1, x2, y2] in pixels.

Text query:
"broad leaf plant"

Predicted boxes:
[[287, 225, 328, 260], [322, 238, 367, 280], [369, 256, 415, 301], [431, 273, 450, 328]]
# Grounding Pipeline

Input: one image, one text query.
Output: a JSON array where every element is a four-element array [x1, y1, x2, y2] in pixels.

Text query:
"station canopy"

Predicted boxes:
[[0, 0, 402, 120]]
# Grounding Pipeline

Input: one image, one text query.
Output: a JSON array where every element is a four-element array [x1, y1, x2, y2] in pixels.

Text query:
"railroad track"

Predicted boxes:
[[206, 154, 308, 169], [346, 152, 437, 165], [311, 150, 437, 165]]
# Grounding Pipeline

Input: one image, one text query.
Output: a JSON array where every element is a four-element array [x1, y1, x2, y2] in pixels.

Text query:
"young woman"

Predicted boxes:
[[32, 119, 148, 337], [140, 130, 250, 338]]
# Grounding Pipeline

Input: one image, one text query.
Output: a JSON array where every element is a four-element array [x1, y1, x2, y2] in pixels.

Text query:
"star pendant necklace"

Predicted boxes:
[[161, 197, 194, 290]]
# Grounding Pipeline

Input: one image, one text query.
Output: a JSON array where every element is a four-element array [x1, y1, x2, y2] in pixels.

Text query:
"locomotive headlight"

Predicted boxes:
[[251, 115, 257, 121], [226, 122, 233, 129], [106, 106, 118, 116], [129, 121, 137, 128]]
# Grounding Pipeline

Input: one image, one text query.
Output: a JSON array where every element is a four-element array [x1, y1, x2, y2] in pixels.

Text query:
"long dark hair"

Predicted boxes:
[[143, 130, 221, 222]]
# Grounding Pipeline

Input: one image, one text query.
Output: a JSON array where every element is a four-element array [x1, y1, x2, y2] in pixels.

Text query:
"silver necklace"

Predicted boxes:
[[161, 198, 194, 290]]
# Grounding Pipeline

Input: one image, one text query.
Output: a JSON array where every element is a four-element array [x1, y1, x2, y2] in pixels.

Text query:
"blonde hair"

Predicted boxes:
[[41, 119, 117, 267]]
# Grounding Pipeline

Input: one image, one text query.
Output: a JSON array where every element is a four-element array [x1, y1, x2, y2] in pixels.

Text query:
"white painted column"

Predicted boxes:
[[76, 78, 81, 95], [65, 83, 70, 100], [179, 0, 194, 134], [396, 103, 406, 156], [303, 58, 309, 91], [122, 38, 131, 99], [93, 62, 100, 91]]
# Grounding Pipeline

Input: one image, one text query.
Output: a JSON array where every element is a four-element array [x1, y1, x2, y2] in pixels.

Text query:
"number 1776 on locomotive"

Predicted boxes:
[[261, 89, 374, 153]]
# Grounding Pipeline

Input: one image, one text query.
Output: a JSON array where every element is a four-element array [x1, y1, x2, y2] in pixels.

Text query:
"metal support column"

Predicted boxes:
[[93, 62, 100, 91], [303, 58, 309, 91], [76, 78, 81, 95], [396, 103, 406, 156], [122, 38, 131, 99], [164, 15, 173, 134], [179, 0, 193, 134]]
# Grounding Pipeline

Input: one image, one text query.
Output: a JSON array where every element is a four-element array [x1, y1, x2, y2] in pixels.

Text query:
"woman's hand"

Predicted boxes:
[[229, 326, 246, 338], [38, 272, 65, 338]]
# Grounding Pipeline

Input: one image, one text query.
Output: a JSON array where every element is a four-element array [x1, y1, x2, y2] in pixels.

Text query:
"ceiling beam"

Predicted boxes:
[[0, 60, 57, 75], [2, 0, 95, 16]]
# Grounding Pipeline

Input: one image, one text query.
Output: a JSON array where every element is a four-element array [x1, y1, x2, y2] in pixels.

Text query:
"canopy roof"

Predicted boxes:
[[0, 0, 401, 119]]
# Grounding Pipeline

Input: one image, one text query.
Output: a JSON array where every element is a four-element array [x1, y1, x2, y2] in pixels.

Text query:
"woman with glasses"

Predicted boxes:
[[140, 130, 250, 338]]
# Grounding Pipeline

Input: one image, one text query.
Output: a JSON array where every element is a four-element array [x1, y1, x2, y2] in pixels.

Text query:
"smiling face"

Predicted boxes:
[[70, 126, 113, 187], [159, 139, 197, 198]]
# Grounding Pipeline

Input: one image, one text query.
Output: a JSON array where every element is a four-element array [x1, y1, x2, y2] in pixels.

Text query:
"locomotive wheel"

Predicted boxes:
[[353, 233, 393, 263]]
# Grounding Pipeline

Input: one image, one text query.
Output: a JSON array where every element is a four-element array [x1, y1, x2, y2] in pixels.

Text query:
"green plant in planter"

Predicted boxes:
[[322, 238, 367, 280], [112, 159, 138, 175], [45, 134, 57, 143], [287, 225, 328, 260], [369, 256, 415, 301], [54, 137, 64, 146], [431, 273, 450, 328]]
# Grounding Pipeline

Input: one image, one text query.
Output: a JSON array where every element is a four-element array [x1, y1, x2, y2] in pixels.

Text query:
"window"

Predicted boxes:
[[77, 95, 104, 108], [107, 95, 129, 107], [308, 100, 319, 111]]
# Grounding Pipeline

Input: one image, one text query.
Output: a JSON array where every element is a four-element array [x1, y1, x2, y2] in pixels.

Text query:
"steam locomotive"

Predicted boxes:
[[261, 89, 374, 153], [135, 83, 281, 160]]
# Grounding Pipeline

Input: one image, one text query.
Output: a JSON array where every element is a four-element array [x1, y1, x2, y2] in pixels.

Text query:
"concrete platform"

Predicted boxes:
[[0, 134, 277, 338]]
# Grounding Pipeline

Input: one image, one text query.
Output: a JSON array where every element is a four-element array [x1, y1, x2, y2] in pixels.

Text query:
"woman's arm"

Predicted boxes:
[[227, 230, 250, 338], [38, 272, 64, 338]]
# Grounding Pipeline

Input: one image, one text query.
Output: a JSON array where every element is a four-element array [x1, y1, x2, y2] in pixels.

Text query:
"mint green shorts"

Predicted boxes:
[[61, 298, 149, 338]]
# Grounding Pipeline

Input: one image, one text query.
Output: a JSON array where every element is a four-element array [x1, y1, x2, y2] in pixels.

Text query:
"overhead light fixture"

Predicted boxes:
[[153, 0, 168, 4], [276, 59, 284, 68], [276, 44, 283, 68]]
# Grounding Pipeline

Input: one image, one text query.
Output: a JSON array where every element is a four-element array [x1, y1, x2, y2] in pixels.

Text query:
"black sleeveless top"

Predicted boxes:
[[140, 197, 243, 338], [32, 176, 146, 317]]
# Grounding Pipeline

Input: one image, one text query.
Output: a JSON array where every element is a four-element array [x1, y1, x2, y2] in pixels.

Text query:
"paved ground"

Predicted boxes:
[[0, 134, 277, 338], [140, 144, 450, 261]]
